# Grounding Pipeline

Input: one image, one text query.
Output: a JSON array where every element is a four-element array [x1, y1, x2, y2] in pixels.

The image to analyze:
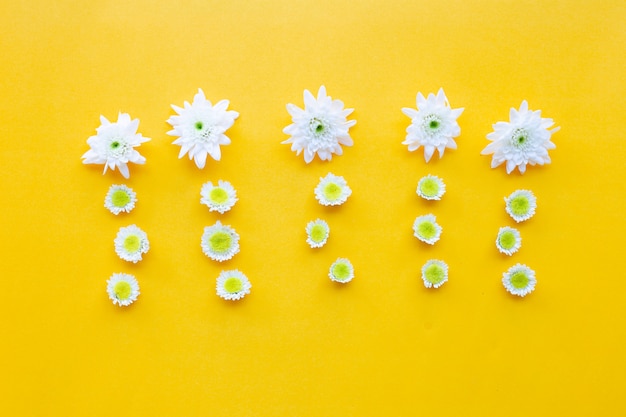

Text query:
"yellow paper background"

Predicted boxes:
[[1, 0, 625, 415]]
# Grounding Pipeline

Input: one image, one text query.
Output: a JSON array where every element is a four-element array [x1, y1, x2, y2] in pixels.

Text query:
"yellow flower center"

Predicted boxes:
[[223, 277, 243, 294], [111, 189, 131, 208], [123, 235, 141, 253], [332, 263, 351, 281], [209, 231, 232, 253], [114, 281, 132, 300], [323, 183, 342, 201], [210, 187, 228, 204]]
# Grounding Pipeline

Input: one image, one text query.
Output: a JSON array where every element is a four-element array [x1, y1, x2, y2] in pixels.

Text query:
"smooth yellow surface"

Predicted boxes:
[[1, 1, 625, 415]]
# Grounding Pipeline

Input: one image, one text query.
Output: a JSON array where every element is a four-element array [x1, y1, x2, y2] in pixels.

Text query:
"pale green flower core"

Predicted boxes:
[[223, 277, 243, 294], [423, 114, 442, 134], [511, 128, 529, 148], [209, 232, 232, 253], [332, 262, 351, 281], [419, 178, 440, 198], [417, 221, 437, 239], [195, 121, 203, 130], [309, 117, 327, 136], [424, 263, 445, 286], [323, 183, 342, 201], [114, 281, 132, 300], [209, 187, 228, 204], [498, 231, 517, 250], [110, 189, 131, 208], [123, 235, 141, 253], [509, 270, 530, 289], [509, 195, 530, 217], [310, 224, 328, 243]]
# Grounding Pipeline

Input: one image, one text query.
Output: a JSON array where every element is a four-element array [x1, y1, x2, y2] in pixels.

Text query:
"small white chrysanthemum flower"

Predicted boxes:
[[82, 113, 150, 179], [216, 270, 251, 301], [106, 273, 140, 306], [329, 258, 354, 283], [421, 259, 449, 289], [114, 225, 150, 263], [481, 100, 560, 174], [314, 173, 352, 206], [167, 89, 239, 169], [413, 214, 442, 245], [282, 86, 356, 163], [505, 189, 537, 222], [201, 221, 240, 262], [402, 88, 464, 162], [305, 219, 330, 248], [104, 184, 137, 215], [502, 263, 536, 297], [496, 226, 522, 256], [416, 175, 446, 200], [200, 180, 238, 214]]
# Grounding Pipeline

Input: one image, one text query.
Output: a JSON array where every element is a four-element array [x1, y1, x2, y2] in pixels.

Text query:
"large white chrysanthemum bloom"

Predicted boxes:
[[104, 184, 137, 215], [114, 225, 150, 263], [107, 273, 140, 307], [216, 270, 252, 301], [402, 88, 464, 162], [282, 86, 356, 163], [481, 100, 559, 174], [502, 264, 536, 297], [200, 180, 238, 214], [82, 113, 150, 178], [167, 89, 239, 169], [201, 221, 240, 262]]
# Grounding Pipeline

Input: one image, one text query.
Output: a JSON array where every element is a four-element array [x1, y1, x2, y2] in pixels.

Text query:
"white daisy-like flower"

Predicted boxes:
[[416, 175, 446, 200], [329, 258, 354, 283], [106, 273, 140, 306], [413, 214, 442, 245], [201, 221, 240, 262], [314, 173, 352, 206], [306, 219, 330, 248], [104, 184, 137, 215], [505, 189, 537, 222], [82, 113, 150, 179], [496, 226, 522, 256], [114, 225, 150, 263], [502, 263, 536, 297], [481, 100, 559, 174], [216, 270, 251, 301], [402, 88, 464, 162], [167, 89, 239, 169], [200, 180, 238, 214], [282, 86, 356, 163], [421, 259, 449, 289]]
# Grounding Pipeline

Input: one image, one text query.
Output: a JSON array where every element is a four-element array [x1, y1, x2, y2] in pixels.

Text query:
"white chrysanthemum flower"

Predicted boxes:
[[107, 273, 140, 306], [104, 184, 137, 215], [201, 221, 240, 262], [402, 88, 464, 162], [329, 258, 354, 283], [200, 180, 238, 214], [167, 89, 239, 169], [306, 219, 330, 248], [216, 270, 251, 301], [505, 189, 537, 222], [496, 226, 522, 256], [421, 259, 449, 289], [82, 113, 150, 179], [282, 86, 356, 163], [481, 100, 560, 174], [413, 214, 442, 245], [502, 263, 536, 297], [314, 173, 352, 206], [114, 225, 150, 263], [416, 175, 446, 200]]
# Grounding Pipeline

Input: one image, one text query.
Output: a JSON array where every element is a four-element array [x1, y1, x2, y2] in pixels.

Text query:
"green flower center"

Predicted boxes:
[[417, 221, 437, 239], [332, 263, 351, 281], [111, 189, 131, 208], [209, 231, 232, 253], [209, 187, 228, 204], [423, 114, 442, 134], [509, 196, 530, 216], [424, 263, 445, 286], [511, 128, 530, 148], [309, 118, 328, 136], [419, 179, 440, 197], [114, 281, 132, 300], [223, 277, 243, 294], [123, 235, 141, 253], [310, 224, 328, 243], [195, 121, 203, 130], [499, 231, 517, 250], [110, 141, 120, 149], [323, 183, 342, 201], [510, 271, 530, 289]]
